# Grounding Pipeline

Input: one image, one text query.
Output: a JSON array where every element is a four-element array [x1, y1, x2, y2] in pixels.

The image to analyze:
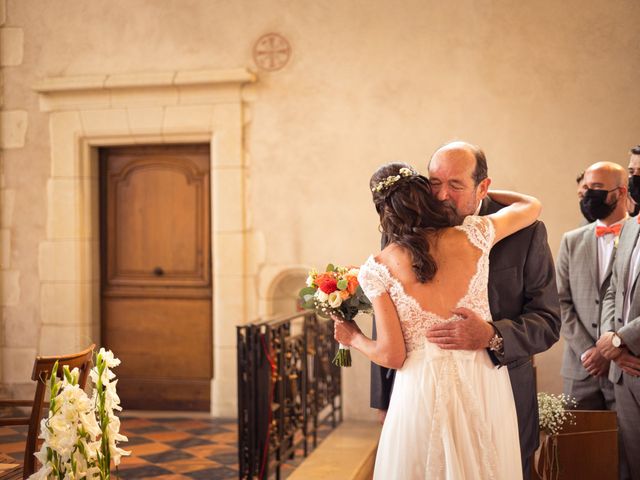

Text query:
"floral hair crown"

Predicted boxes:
[[371, 167, 417, 193]]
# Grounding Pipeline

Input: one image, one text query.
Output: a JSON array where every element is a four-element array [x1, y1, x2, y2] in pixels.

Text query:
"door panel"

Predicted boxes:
[[100, 144, 212, 411]]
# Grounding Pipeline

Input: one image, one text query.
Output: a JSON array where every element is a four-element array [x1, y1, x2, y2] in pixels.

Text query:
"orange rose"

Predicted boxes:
[[346, 276, 359, 295], [339, 290, 350, 300]]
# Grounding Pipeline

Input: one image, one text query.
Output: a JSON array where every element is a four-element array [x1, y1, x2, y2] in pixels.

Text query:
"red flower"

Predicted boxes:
[[316, 273, 338, 294]]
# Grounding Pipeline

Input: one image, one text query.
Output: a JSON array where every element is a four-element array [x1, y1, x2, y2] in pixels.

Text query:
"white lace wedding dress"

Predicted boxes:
[[359, 216, 522, 480]]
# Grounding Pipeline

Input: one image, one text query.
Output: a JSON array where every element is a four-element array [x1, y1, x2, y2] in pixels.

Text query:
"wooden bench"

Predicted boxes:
[[535, 410, 618, 480]]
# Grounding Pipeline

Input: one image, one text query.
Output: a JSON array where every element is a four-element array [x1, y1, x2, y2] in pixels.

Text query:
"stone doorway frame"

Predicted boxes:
[[33, 69, 255, 416]]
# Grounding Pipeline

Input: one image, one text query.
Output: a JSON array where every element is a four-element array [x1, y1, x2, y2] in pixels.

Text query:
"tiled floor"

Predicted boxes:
[[0, 415, 331, 479]]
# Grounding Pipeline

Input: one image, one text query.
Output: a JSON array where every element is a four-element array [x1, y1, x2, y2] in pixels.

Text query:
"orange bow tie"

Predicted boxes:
[[596, 224, 622, 237]]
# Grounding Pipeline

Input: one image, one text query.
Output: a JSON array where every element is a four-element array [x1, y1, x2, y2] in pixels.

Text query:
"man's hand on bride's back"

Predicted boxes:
[[425, 307, 494, 350]]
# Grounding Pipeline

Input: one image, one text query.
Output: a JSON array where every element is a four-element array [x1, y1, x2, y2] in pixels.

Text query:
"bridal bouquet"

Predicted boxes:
[[30, 348, 130, 480], [299, 264, 372, 367]]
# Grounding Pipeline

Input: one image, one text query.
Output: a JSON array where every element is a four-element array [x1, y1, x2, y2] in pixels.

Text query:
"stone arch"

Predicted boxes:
[[264, 267, 309, 317]]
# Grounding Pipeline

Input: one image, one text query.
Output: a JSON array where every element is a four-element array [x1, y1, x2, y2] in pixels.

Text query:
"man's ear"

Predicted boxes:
[[477, 177, 492, 199]]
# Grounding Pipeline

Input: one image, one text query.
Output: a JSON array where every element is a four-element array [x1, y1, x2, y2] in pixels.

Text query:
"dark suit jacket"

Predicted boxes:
[[370, 197, 561, 461]]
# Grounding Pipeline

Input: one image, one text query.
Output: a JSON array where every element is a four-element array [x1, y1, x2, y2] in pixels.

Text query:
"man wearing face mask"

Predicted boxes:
[[558, 161, 631, 478], [558, 162, 628, 409], [627, 145, 640, 217], [597, 145, 640, 479], [577, 170, 597, 224]]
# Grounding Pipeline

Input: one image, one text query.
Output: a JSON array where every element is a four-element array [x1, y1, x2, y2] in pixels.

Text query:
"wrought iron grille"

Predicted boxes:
[[237, 311, 342, 479]]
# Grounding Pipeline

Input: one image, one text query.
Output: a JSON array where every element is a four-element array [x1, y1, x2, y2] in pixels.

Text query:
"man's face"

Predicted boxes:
[[628, 154, 640, 177], [577, 178, 587, 200], [428, 148, 490, 217], [583, 169, 621, 206]]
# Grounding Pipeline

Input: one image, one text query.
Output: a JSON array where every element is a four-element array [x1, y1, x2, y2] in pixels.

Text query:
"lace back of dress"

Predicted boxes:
[[357, 217, 495, 353]]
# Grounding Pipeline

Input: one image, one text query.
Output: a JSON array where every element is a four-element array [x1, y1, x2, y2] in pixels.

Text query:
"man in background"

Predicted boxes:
[[598, 145, 640, 479], [557, 162, 627, 411]]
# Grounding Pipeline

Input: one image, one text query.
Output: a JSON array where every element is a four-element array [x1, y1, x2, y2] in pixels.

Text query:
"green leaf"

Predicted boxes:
[[62, 365, 77, 385], [302, 299, 316, 309], [326, 263, 335, 272], [299, 286, 316, 298], [336, 279, 348, 290]]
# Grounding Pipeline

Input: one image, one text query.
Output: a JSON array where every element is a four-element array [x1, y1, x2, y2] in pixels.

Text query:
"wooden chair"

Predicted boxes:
[[0, 344, 95, 479]]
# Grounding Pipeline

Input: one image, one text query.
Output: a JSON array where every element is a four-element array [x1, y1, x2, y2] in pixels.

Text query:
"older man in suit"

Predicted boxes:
[[371, 141, 561, 480], [598, 147, 640, 480], [558, 162, 628, 410]]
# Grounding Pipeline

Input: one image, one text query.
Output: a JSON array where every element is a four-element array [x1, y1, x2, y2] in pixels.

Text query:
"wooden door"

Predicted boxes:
[[100, 145, 212, 411]]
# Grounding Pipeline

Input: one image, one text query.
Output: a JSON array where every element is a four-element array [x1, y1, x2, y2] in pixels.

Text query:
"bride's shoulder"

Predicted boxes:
[[376, 244, 409, 269], [358, 254, 392, 298], [453, 215, 495, 248]]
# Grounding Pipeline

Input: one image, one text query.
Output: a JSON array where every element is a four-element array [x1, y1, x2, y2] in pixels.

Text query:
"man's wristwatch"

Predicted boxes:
[[488, 327, 504, 354], [612, 333, 623, 348]]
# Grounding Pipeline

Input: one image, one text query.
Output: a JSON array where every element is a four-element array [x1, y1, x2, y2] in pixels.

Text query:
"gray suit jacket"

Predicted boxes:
[[557, 223, 616, 380], [601, 218, 640, 383], [370, 198, 561, 460]]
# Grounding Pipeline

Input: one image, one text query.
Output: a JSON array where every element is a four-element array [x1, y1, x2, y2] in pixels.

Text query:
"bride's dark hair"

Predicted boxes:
[[370, 163, 458, 283]]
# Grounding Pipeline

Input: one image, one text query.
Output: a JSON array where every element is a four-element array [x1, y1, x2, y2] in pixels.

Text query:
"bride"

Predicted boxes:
[[333, 163, 541, 479]]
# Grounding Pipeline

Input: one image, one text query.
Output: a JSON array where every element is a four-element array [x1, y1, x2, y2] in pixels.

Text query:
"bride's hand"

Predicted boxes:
[[332, 315, 363, 346]]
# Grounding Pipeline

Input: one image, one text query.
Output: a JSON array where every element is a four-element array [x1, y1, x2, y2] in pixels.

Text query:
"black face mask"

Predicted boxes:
[[628, 176, 640, 214], [579, 200, 597, 223], [579, 188, 617, 221]]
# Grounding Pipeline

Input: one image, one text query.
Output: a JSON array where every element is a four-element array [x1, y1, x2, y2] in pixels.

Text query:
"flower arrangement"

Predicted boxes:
[[537, 392, 577, 480], [537, 392, 577, 435], [299, 264, 372, 366], [30, 348, 130, 480]]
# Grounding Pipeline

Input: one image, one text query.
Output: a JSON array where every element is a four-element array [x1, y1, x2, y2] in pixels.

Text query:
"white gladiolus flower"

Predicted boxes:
[[29, 349, 130, 480], [328, 291, 343, 308], [97, 347, 121, 368], [306, 275, 314, 287]]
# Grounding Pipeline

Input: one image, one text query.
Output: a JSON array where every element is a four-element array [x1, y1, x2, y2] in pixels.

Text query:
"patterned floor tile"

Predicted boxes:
[[140, 448, 196, 464], [167, 436, 213, 449], [183, 466, 237, 479], [142, 430, 193, 442], [129, 441, 173, 456], [150, 475, 192, 480], [116, 464, 174, 478], [161, 458, 222, 474], [0, 415, 333, 478]]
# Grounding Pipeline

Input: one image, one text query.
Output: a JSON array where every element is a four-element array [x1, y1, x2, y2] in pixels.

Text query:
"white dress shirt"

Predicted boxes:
[[596, 218, 626, 287]]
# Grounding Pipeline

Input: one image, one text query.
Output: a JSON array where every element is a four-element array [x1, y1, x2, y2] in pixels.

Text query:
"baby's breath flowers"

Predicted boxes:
[[537, 392, 577, 435]]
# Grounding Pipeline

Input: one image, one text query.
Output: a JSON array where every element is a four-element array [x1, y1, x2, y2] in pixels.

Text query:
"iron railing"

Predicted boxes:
[[237, 311, 342, 479]]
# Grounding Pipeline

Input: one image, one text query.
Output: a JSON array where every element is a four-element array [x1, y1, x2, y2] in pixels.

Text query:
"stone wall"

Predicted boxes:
[[1, 0, 36, 398]]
